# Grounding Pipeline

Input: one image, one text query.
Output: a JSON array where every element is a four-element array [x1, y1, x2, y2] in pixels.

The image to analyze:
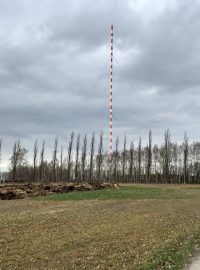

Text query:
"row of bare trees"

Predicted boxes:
[[1, 130, 200, 183]]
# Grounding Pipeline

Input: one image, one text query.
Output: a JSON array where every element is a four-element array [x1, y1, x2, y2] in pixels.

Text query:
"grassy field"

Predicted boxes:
[[0, 184, 200, 269]]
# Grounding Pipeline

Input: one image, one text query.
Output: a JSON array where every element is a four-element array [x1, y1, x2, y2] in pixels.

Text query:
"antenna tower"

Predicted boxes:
[[109, 25, 113, 161]]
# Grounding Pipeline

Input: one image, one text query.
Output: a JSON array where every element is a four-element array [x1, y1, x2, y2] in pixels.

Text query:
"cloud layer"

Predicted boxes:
[[1, 0, 200, 165]]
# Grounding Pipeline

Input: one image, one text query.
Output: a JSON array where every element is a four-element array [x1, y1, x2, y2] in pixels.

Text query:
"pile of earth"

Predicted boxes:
[[0, 182, 119, 200]]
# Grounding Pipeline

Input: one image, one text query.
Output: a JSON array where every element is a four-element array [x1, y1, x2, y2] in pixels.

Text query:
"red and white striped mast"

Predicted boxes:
[[109, 25, 113, 167]]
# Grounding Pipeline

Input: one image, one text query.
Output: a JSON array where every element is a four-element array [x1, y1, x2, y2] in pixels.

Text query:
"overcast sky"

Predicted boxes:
[[1, 0, 200, 168]]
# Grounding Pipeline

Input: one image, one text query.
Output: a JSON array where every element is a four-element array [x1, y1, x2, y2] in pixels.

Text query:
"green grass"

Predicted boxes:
[[35, 185, 200, 201], [138, 231, 200, 270]]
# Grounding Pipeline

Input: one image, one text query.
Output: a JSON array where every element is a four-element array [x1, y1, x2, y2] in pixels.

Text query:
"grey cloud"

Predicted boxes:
[[122, 0, 200, 91], [1, 0, 200, 167]]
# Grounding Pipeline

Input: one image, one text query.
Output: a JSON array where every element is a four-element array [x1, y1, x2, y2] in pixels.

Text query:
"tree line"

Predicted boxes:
[[1, 130, 200, 184]]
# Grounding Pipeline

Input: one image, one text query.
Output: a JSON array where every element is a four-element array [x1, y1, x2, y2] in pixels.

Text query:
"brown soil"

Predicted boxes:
[[0, 182, 118, 200]]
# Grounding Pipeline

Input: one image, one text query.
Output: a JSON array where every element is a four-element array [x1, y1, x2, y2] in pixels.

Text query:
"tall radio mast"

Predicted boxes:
[[109, 25, 113, 161]]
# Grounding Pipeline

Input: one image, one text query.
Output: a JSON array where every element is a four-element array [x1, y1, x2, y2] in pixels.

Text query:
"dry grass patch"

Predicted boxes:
[[0, 185, 200, 269]]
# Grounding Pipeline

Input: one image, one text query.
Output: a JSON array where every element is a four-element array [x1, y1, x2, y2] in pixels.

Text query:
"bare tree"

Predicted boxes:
[[171, 143, 178, 182], [113, 137, 119, 182], [89, 133, 95, 181], [138, 137, 142, 182], [147, 130, 152, 182], [129, 141, 134, 182], [60, 146, 63, 181], [96, 132, 103, 182], [191, 142, 200, 183], [81, 135, 87, 181], [33, 139, 38, 182], [11, 141, 18, 182], [10, 140, 28, 182], [67, 131, 74, 181], [153, 144, 160, 183], [0, 139, 2, 173], [122, 135, 127, 182], [163, 129, 171, 183], [52, 137, 58, 181], [39, 140, 45, 181], [183, 132, 189, 184], [74, 134, 80, 181]]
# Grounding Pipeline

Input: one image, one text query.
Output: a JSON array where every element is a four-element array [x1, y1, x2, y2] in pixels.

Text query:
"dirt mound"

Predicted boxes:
[[0, 182, 119, 200], [0, 189, 27, 200]]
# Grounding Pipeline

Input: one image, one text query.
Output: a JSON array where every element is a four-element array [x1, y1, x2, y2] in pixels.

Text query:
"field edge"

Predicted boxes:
[[137, 231, 200, 270]]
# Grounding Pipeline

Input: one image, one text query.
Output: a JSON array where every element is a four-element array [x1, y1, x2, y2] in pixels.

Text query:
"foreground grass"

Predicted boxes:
[[139, 232, 200, 270], [0, 185, 200, 269]]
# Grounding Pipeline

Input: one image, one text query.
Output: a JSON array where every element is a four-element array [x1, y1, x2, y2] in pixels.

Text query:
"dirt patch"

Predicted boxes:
[[0, 182, 119, 200], [185, 255, 200, 270]]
